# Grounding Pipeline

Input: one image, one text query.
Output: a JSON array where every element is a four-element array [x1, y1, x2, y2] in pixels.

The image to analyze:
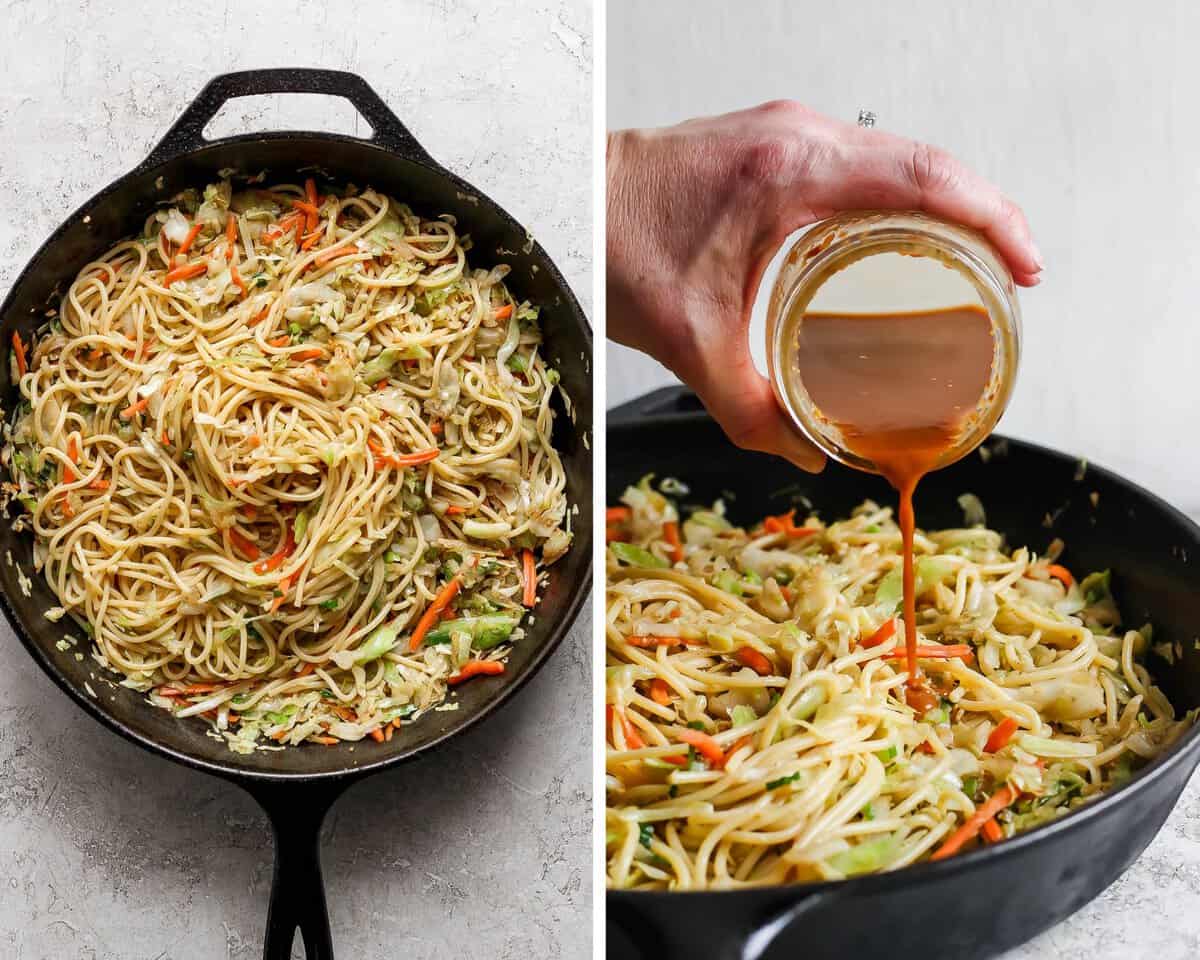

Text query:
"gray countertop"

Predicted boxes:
[[0, 1, 592, 957]]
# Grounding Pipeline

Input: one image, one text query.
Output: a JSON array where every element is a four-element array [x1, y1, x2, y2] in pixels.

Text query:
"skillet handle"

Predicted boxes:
[[138, 68, 437, 171], [608, 385, 704, 425], [245, 778, 352, 960]]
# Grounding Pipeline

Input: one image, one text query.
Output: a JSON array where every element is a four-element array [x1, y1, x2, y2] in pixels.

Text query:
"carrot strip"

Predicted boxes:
[[296, 661, 317, 677], [763, 509, 819, 539], [1046, 564, 1074, 587], [861, 618, 897, 648], [985, 716, 1020, 753], [445, 504, 466, 516], [270, 572, 295, 613], [522, 548, 537, 607], [268, 335, 291, 348], [305, 177, 319, 207], [65, 435, 79, 481], [164, 262, 207, 286], [11, 332, 27, 377], [662, 521, 684, 564], [931, 785, 1018, 860], [119, 397, 149, 420], [229, 528, 261, 561], [313, 736, 339, 745], [607, 706, 645, 750], [493, 303, 514, 320], [649, 678, 672, 706], [253, 520, 296, 575], [981, 818, 1004, 844], [883, 644, 974, 661], [300, 231, 322, 251], [409, 576, 462, 651], [369, 727, 385, 743], [734, 646, 774, 676], [291, 198, 320, 219], [291, 348, 325, 362], [375, 448, 440, 470], [230, 264, 247, 296], [605, 527, 626, 544], [88, 478, 109, 491], [225, 215, 238, 261], [606, 506, 631, 524], [177, 223, 203, 256], [676, 728, 726, 768], [177, 683, 222, 695], [248, 305, 271, 326], [314, 244, 356, 266], [448, 659, 505, 685]]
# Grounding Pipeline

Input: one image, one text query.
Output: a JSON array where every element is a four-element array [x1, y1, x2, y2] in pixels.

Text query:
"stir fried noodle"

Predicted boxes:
[[605, 478, 1191, 888], [4, 177, 572, 751]]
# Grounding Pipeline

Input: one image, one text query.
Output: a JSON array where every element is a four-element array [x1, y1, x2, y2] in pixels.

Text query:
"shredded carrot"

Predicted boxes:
[[268, 335, 291, 348], [607, 706, 646, 750], [246, 435, 262, 449], [448, 659, 506, 685], [119, 397, 149, 420], [229, 528, 260, 561], [735, 646, 774, 676], [225, 215, 238, 261], [677, 728, 726, 768], [248, 305, 271, 326], [445, 504, 467, 516], [668, 608, 682, 619], [291, 348, 325, 362], [87, 348, 104, 362], [296, 661, 317, 677], [313, 736, 339, 745], [1046, 564, 1074, 587], [883, 644, 974, 661], [409, 576, 462, 651], [375, 448, 440, 470], [931, 785, 1018, 860], [178, 223, 203, 256], [730, 734, 755, 756], [230, 264, 246, 296], [270, 729, 289, 742], [291, 197, 320, 219], [305, 177, 319, 207], [253, 520, 296, 575], [163, 262, 207, 286], [369, 727, 385, 743], [763, 509, 819, 539], [271, 572, 296, 613], [314, 244, 355, 266], [985, 716, 1020, 753], [66, 434, 79, 468], [11, 332, 27, 377], [606, 506, 631, 524], [88, 478, 109, 491], [649, 678, 672, 706], [300, 230, 323, 251], [522, 548, 537, 607], [662, 521, 684, 564], [493, 303, 514, 320], [981, 818, 1004, 844], [177, 683, 222, 695], [429, 419, 443, 435], [60, 496, 75, 518], [861, 618, 897, 648], [605, 526, 627, 544]]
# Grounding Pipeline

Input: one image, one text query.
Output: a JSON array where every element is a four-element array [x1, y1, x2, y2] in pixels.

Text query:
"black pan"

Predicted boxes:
[[606, 386, 1200, 960], [0, 69, 592, 959]]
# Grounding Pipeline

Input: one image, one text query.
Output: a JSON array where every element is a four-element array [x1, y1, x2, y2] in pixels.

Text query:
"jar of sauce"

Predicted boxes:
[[765, 211, 1022, 708]]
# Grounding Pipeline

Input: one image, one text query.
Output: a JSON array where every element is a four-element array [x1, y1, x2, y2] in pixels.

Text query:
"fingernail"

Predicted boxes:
[[1031, 243, 1045, 271]]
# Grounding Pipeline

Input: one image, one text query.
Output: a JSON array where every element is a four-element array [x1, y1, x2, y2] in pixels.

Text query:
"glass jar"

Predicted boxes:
[[765, 211, 1022, 475]]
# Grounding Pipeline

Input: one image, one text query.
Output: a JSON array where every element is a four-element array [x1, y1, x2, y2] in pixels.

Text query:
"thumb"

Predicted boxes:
[[688, 354, 825, 473]]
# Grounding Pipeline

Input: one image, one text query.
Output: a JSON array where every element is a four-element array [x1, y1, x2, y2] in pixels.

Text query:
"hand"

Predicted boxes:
[[606, 101, 1043, 472]]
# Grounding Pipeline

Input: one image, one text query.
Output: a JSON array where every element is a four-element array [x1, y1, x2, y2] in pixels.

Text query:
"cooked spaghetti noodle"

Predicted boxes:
[[605, 478, 1191, 888], [3, 176, 573, 751]]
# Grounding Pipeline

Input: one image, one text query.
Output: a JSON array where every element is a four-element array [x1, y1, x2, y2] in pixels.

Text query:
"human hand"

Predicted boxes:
[[606, 101, 1043, 471]]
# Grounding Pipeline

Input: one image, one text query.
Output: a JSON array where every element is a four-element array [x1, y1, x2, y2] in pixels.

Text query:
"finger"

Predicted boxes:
[[689, 354, 826, 473], [797, 125, 1044, 281]]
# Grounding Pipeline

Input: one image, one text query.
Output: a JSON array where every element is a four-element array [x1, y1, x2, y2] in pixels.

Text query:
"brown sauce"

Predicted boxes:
[[795, 305, 995, 708]]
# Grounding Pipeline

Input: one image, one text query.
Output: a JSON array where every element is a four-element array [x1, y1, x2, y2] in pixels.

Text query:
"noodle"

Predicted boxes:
[[3, 176, 573, 752], [605, 477, 1192, 888]]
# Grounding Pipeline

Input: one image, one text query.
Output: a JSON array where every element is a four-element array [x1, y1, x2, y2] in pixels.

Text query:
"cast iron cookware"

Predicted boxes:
[[606, 387, 1200, 960], [0, 70, 592, 959]]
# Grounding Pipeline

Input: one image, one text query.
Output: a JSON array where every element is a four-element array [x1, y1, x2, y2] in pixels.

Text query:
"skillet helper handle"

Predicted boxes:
[[607, 385, 705, 425], [139, 68, 437, 170], [249, 779, 350, 960]]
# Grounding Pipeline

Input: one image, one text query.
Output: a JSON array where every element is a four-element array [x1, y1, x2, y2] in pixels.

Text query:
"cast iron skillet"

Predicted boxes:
[[0, 69, 592, 959], [606, 386, 1200, 960]]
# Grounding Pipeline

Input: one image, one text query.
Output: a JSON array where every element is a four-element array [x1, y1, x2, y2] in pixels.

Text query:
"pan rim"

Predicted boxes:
[[0, 129, 593, 783], [605, 415, 1200, 900]]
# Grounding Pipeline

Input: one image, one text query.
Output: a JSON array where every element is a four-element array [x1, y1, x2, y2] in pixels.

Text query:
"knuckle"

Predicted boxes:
[[908, 142, 957, 194], [737, 135, 797, 186], [755, 98, 808, 119]]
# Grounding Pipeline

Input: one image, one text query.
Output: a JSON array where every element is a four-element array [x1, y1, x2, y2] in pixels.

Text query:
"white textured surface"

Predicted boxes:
[[608, 1, 1200, 957], [0, 1, 592, 958]]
